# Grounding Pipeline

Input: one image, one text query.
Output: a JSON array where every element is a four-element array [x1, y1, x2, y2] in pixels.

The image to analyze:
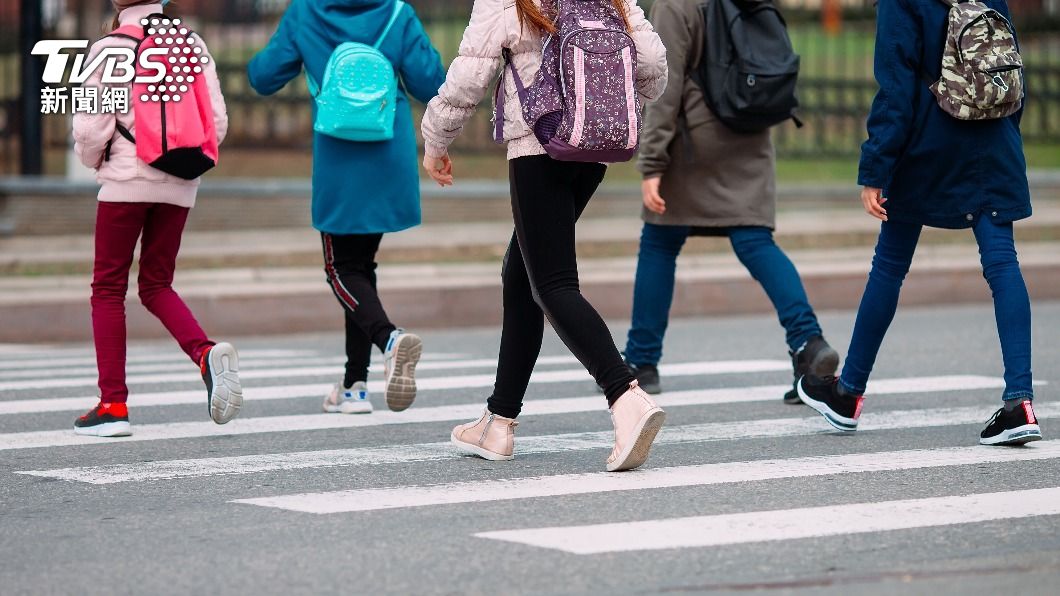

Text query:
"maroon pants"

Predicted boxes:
[[92, 202, 212, 403]]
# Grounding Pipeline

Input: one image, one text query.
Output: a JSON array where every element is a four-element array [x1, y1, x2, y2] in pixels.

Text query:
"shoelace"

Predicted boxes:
[[984, 407, 1005, 426]]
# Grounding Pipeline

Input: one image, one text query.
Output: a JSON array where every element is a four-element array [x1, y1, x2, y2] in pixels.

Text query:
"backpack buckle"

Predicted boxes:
[[992, 74, 1009, 91]]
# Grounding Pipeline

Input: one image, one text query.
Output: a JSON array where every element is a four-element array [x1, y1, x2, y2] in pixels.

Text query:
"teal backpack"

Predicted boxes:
[[307, 1, 405, 142]]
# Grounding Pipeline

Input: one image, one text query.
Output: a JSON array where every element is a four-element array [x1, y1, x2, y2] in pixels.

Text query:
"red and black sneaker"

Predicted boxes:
[[73, 402, 132, 437], [797, 375, 864, 432], [980, 400, 1042, 446]]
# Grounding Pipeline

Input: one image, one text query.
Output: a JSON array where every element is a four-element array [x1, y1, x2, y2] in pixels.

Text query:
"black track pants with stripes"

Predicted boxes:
[[321, 232, 397, 386]]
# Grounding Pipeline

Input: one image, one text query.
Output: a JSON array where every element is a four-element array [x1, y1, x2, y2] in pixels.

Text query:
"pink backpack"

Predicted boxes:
[[108, 15, 218, 179]]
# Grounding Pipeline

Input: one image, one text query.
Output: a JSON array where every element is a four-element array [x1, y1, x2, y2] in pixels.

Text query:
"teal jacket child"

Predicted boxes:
[[248, 0, 446, 235]]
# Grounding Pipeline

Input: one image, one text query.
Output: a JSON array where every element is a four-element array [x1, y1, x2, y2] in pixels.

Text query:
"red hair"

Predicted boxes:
[[515, 0, 630, 34]]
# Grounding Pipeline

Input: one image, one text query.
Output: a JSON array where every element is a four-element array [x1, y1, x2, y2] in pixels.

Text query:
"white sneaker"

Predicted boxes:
[[323, 381, 373, 415], [383, 330, 422, 412]]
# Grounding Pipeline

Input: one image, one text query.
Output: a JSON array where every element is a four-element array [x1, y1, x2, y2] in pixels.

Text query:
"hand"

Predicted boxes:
[[861, 186, 888, 221], [642, 177, 666, 215], [423, 152, 453, 187]]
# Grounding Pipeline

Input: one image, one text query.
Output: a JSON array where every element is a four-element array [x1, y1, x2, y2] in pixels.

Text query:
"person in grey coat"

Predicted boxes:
[[622, 0, 836, 402]]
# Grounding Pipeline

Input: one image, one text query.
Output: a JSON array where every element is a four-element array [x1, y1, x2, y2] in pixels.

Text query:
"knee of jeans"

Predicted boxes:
[[870, 250, 913, 281], [981, 254, 1022, 287]]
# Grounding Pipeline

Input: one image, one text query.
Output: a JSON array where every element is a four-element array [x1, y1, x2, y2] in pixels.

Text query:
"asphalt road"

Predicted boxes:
[[1, 302, 1058, 595]]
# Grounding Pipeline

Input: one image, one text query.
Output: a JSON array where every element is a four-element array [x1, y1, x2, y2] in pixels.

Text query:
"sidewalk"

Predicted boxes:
[[2, 240, 1059, 343], [4, 200, 1060, 274]]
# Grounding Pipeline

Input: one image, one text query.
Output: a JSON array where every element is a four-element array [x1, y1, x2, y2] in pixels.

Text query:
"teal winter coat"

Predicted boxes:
[[248, 0, 446, 235]]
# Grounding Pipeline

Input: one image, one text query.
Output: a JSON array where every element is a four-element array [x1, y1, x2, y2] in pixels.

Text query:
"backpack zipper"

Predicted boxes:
[[558, 27, 635, 98], [955, 11, 1015, 64]]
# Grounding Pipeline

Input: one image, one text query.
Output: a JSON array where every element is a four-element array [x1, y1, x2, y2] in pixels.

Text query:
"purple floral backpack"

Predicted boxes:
[[493, 0, 641, 162]]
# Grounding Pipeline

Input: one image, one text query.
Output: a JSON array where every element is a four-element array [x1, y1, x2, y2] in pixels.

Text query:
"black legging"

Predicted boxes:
[[487, 155, 635, 418], [321, 232, 397, 387]]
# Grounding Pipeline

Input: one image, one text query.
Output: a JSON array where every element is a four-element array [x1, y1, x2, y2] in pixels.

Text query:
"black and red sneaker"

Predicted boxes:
[[73, 402, 132, 437], [200, 342, 243, 425], [797, 375, 864, 432], [980, 400, 1043, 446]]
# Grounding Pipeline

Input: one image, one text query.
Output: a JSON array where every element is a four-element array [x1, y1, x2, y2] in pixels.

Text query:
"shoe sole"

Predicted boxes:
[[607, 408, 666, 472], [73, 421, 132, 437], [980, 424, 1043, 446], [796, 379, 859, 432], [450, 430, 514, 461], [206, 342, 243, 425], [385, 334, 423, 412], [340, 402, 373, 415]]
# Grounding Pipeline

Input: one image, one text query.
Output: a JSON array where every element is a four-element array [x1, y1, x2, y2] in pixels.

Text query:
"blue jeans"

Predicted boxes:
[[840, 217, 1033, 401], [625, 223, 823, 367]]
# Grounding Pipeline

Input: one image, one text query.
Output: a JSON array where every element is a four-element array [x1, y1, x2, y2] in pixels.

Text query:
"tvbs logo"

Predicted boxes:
[[32, 17, 207, 88]]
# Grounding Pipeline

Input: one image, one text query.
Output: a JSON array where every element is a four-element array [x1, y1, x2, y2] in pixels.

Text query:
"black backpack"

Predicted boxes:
[[691, 0, 802, 133]]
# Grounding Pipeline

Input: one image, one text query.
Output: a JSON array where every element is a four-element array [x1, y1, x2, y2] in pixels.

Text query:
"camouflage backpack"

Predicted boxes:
[[929, 0, 1024, 120]]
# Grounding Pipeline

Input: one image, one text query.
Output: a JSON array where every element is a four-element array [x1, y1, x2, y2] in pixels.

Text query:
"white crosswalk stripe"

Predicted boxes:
[[5, 340, 1055, 566], [0, 349, 317, 370], [0, 358, 789, 392], [0, 354, 570, 381], [231, 441, 1060, 513], [1, 375, 1025, 452], [0, 358, 794, 413], [473, 487, 1060, 554]]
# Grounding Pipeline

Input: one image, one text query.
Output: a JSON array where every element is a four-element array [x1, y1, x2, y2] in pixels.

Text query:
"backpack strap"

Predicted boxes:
[[373, 1, 406, 49], [102, 26, 143, 161], [104, 123, 137, 161], [108, 23, 145, 43], [308, 2, 405, 98], [493, 48, 529, 144]]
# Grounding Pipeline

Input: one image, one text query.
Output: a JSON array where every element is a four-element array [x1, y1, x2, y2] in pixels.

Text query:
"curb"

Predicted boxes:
[[2, 257, 1058, 344]]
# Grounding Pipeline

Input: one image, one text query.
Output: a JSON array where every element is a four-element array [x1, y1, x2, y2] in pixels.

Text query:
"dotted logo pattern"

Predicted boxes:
[[138, 17, 209, 103]]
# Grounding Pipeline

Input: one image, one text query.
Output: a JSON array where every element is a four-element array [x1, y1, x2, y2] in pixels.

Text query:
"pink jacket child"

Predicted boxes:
[[70, 1, 242, 438]]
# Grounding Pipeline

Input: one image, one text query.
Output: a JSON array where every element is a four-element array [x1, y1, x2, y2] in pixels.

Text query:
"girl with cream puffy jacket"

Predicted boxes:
[[423, 0, 669, 472]]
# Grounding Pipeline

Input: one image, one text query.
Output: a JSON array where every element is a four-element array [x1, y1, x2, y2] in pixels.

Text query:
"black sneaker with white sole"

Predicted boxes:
[[797, 375, 864, 431], [784, 336, 840, 405], [73, 402, 132, 437], [201, 342, 243, 424], [597, 358, 662, 395], [980, 401, 1042, 446], [630, 363, 661, 395]]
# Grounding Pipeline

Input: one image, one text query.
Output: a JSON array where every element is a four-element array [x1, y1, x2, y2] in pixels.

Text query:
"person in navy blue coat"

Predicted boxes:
[[797, 0, 1042, 446], [248, 0, 446, 415]]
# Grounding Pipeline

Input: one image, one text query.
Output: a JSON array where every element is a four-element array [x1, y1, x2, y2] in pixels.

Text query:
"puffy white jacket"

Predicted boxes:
[[72, 3, 228, 208], [422, 0, 667, 160]]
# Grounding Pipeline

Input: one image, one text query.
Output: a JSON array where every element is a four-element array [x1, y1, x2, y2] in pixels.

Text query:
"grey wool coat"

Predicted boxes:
[[637, 0, 776, 232]]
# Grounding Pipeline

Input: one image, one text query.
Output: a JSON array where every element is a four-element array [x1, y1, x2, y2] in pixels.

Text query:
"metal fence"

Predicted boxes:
[[2, 0, 1059, 174]]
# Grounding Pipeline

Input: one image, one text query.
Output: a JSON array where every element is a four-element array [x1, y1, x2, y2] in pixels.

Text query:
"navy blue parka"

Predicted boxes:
[[858, 0, 1031, 229]]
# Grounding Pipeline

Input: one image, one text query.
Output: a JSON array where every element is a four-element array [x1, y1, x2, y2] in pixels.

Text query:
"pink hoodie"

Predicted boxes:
[[72, 3, 228, 209]]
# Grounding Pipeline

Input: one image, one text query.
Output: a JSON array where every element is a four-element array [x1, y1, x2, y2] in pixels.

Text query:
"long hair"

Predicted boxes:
[[109, 0, 167, 32], [515, 0, 630, 34]]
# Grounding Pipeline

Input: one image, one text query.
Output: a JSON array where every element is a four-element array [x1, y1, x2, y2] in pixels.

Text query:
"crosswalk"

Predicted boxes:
[[1, 340, 1056, 562]]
